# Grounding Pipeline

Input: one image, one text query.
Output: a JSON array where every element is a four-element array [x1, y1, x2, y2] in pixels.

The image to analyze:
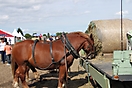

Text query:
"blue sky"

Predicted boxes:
[[0, 0, 132, 35]]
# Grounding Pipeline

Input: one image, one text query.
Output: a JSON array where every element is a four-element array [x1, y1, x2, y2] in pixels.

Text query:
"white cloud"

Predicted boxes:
[[115, 11, 129, 15], [73, 0, 80, 3], [22, 29, 28, 32], [84, 11, 90, 14], [0, 15, 9, 20], [73, 0, 86, 3], [125, 0, 131, 3], [32, 5, 41, 10]]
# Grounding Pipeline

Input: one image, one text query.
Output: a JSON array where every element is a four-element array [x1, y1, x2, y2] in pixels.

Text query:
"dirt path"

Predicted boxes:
[[0, 59, 93, 88]]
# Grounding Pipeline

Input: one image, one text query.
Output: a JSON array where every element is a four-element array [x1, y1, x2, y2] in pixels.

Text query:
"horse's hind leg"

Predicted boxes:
[[16, 65, 29, 88], [13, 73, 19, 88], [58, 65, 67, 88], [12, 66, 20, 88]]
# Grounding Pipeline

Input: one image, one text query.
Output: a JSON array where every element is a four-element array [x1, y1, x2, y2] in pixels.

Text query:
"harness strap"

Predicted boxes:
[[32, 39, 71, 70], [50, 42, 55, 62], [32, 32, 81, 70], [44, 38, 46, 43], [32, 39, 39, 64], [61, 32, 80, 59], [63, 34, 68, 81]]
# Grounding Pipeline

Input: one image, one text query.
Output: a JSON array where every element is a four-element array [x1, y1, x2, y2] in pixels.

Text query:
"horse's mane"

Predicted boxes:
[[69, 31, 89, 39]]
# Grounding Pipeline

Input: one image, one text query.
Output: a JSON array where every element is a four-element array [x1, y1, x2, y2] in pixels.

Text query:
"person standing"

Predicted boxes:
[[4, 42, 12, 65], [4, 37, 7, 43], [16, 37, 22, 42], [49, 36, 53, 41], [0, 38, 6, 64], [39, 34, 42, 40], [9, 38, 11, 45]]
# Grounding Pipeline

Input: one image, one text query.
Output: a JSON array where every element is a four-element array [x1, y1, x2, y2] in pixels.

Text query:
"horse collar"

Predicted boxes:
[[61, 33, 80, 59]]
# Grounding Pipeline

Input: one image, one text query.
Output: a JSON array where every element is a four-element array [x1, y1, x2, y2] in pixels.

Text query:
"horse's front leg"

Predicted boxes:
[[30, 66, 40, 80], [26, 67, 30, 82], [27, 63, 40, 80], [58, 65, 67, 88]]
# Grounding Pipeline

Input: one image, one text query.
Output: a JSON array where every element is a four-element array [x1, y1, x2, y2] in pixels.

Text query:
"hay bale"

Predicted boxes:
[[87, 19, 132, 54]]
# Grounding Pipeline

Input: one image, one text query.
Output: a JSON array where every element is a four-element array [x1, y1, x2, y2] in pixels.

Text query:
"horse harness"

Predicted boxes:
[[31, 33, 80, 70]]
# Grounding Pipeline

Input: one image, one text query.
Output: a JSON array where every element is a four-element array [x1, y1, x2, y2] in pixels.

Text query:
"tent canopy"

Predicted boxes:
[[12, 29, 26, 39], [12, 29, 20, 37], [0, 29, 13, 37]]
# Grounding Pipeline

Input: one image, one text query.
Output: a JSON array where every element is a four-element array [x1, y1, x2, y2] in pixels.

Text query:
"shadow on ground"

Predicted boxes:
[[28, 70, 88, 88]]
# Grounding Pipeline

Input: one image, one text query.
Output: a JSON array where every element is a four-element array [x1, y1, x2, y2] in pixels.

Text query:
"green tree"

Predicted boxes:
[[43, 34, 47, 37], [85, 30, 88, 34], [32, 33, 37, 36], [17, 28, 24, 36], [25, 33, 32, 39], [56, 32, 68, 36], [56, 32, 62, 36]]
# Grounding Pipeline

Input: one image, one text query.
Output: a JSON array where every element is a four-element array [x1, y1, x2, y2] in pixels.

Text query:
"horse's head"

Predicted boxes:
[[61, 32, 95, 59], [82, 34, 95, 59]]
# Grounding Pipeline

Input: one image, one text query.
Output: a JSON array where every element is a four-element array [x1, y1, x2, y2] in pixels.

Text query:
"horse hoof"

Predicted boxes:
[[34, 73, 40, 79], [57, 84, 65, 88], [67, 76, 71, 80], [16, 87, 20, 88], [26, 78, 31, 82], [12, 82, 19, 88], [62, 84, 65, 88]]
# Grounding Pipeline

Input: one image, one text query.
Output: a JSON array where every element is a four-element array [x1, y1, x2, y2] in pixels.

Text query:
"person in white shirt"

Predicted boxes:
[[0, 38, 6, 64]]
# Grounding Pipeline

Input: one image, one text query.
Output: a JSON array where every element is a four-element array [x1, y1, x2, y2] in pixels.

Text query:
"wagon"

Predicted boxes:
[[79, 19, 132, 88], [80, 51, 132, 88]]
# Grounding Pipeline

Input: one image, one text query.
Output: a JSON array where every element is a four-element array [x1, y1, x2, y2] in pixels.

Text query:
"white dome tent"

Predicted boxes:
[[12, 29, 26, 43], [12, 29, 20, 37]]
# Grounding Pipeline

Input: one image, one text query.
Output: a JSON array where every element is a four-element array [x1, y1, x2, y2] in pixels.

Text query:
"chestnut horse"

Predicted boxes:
[[11, 32, 94, 88]]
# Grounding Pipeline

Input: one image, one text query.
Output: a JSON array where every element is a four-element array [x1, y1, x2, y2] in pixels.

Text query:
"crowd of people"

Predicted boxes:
[[46, 35, 59, 41], [0, 37, 20, 65], [0, 35, 57, 65], [0, 38, 12, 65]]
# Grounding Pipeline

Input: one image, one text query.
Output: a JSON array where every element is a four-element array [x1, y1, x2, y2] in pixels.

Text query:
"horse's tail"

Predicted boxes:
[[11, 56, 18, 78]]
